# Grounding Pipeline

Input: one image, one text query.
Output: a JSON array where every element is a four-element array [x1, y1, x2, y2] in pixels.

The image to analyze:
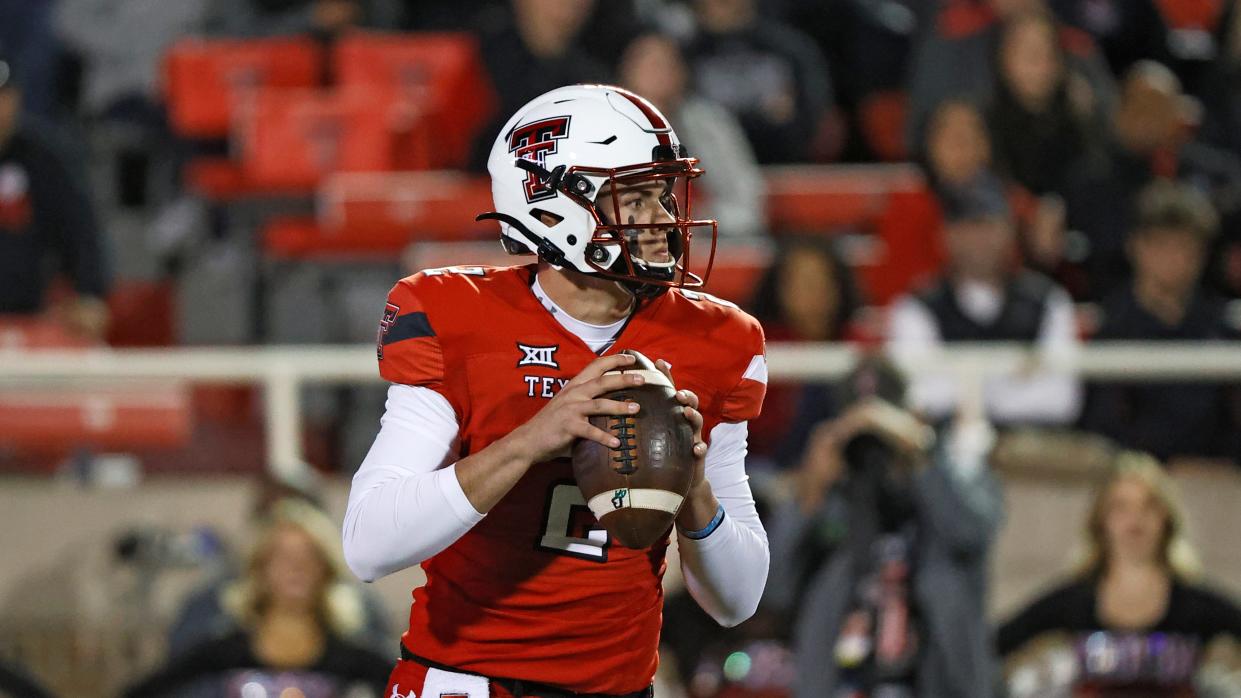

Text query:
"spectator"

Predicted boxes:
[[469, 0, 608, 170], [1082, 181, 1241, 463], [203, 0, 401, 39], [868, 97, 997, 303], [764, 357, 1002, 698], [1197, 3, 1241, 298], [0, 49, 111, 340], [56, 0, 208, 208], [923, 98, 994, 195], [887, 173, 1082, 427], [57, 1, 205, 121], [998, 452, 1241, 695], [747, 238, 862, 469], [913, 98, 1084, 306], [1064, 60, 1241, 300], [401, 0, 493, 30], [1200, 1, 1241, 160], [0, 659, 53, 698], [769, 0, 919, 161], [124, 499, 392, 697], [167, 472, 392, 658], [1048, 0, 1172, 75], [618, 31, 766, 239], [0, 2, 59, 121], [907, 0, 1116, 154], [686, 0, 833, 163], [990, 10, 1094, 196]]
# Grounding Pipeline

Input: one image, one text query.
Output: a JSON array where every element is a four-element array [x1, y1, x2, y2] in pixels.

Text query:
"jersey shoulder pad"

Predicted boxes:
[[377, 273, 451, 387], [673, 288, 763, 349], [378, 265, 527, 386], [671, 289, 767, 422]]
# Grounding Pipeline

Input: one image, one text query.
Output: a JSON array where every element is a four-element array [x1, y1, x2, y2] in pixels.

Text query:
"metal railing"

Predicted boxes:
[[4, 341, 1241, 476]]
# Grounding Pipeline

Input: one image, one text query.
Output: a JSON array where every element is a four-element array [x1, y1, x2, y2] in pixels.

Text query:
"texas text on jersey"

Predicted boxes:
[[377, 263, 766, 694]]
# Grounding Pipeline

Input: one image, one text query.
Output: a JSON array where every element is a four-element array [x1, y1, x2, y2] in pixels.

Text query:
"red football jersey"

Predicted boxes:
[[377, 264, 766, 694]]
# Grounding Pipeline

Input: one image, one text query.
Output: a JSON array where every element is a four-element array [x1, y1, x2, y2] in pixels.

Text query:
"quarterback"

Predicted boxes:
[[343, 84, 769, 697]]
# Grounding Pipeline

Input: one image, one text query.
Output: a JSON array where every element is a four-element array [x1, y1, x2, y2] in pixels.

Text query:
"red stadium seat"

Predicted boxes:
[[306, 171, 494, 254], [869, 186, 945, 305], [105, 281, 175, 348], [266, 172, 495, 258], [237, 87, 396, 189], [0, 385, 193, 455], [0, 319, 192, 460], [183, 158, 313, 200], [765, 164, 924, 234], [858, 90, 910, 162], [1155, 0, 1224, 31], [163, 37, 323, 138], [333, 32, 497, 169], [700, 243, 772, 304], [0, 317, 92, 350]]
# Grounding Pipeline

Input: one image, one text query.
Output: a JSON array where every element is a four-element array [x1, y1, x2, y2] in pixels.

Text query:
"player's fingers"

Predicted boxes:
[[674, 389, 699, 409], [582, 398, 640, 416], [566, 353, 636, 387], [685, 402, 704, 424], [572, 421, 621, 449], [693, 441, 708, 458], [655, 358, 675, 385], [685, 404, 704, 437], [577, 370, 645, 397]]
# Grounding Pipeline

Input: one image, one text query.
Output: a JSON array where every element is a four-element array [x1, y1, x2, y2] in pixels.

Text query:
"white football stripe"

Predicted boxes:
[[742, 354, 768, 384], [607, 368, 674, 389], [587, 488, 685, 520]]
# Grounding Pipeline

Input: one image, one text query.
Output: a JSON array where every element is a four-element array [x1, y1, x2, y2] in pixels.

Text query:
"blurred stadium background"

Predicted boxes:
[[1, 0, 1241, 696]]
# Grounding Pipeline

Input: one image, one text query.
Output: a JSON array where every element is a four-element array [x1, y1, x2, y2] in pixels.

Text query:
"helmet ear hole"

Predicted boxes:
[[530, 208, 564, 227]]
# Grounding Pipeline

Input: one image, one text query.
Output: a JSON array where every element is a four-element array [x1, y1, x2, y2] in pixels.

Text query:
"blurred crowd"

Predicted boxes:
[[3, 0, 1241, 696], [1, 0, 1240, 465]]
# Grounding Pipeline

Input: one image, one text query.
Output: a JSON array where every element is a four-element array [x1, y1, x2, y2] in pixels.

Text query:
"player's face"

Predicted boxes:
[[598, 180, 678, 267], [1102, 477, 1168, 566], [263, 525, 328, 611]]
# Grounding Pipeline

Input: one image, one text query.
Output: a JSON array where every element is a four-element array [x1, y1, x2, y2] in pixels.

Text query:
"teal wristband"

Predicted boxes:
[[680, 504, 726, 540]]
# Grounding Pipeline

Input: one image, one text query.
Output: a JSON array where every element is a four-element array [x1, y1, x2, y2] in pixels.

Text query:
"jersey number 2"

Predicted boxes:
[[537, 483, 610, 562]]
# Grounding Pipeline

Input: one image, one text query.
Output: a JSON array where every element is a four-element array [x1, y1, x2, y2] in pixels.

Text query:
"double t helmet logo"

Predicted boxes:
[[507, 116, 572, 203]]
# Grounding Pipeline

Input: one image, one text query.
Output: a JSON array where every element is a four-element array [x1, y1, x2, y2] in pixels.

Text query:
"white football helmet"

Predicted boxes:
[[478, 84, 717, 293]]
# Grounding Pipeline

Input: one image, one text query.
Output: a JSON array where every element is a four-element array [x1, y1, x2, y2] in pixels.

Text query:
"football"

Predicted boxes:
[[572, 349, 697, 549]]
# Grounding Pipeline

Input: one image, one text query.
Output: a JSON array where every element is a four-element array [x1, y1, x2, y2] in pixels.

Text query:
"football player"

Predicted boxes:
[[343, 84, 769, 698]]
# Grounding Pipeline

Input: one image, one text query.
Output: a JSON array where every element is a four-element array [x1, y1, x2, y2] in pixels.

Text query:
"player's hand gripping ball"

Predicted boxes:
[[572, 349, 696, 548]]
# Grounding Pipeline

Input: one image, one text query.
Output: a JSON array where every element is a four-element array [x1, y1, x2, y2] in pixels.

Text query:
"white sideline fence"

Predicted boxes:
[[3, 341, 1241, 477]]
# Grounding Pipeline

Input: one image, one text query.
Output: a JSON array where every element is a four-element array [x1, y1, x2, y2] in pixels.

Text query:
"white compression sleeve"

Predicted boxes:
[[677, 421, 770, 627], [342, 384, 484, 582]]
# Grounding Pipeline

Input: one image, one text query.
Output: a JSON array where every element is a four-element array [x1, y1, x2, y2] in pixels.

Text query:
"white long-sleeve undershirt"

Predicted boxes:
[[342, 383, 769, 627]]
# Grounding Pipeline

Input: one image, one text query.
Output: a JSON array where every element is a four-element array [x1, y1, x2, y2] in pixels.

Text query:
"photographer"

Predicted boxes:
[[764, 358, 1004, 698]]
